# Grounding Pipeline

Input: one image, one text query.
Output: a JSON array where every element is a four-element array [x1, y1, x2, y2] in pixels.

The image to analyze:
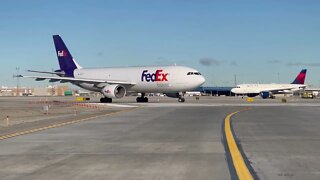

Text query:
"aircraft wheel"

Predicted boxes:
[[136, 97, 148, 103], [100, 97, 112, 103], [178, 98, 185, 102]]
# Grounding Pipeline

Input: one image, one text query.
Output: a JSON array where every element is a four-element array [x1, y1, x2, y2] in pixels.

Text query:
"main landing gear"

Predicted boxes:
[[136, 93, 148, 103], [100, 97, 112, 103], [178, 92, 185, 102]]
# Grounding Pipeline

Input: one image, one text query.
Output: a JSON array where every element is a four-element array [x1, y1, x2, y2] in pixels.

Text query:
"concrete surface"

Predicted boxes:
[[0, 96, 320, 180], [0, 105, 237, 180], [233, 107, 320, 180], [0, 96, 122, 127]]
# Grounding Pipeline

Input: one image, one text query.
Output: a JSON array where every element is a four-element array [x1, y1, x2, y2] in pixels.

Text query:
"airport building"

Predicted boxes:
[[196, 86, 235, 96], [0, 86, 69, 96]]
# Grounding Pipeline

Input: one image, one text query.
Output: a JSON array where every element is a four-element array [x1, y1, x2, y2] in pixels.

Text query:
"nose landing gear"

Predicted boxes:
[[178, 97, 185, 102], [178, 92, 185, 102]]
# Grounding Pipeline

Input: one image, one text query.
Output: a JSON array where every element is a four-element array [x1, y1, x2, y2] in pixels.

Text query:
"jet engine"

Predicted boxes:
[[260, 91, 270, 99], [101, 84, 126, 98]]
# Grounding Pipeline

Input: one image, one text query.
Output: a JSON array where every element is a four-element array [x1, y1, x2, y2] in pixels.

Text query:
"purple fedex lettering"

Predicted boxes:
[[141, 70, 168, 82]]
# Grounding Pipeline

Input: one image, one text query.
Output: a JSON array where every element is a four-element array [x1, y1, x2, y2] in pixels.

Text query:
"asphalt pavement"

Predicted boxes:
[[233, 107, 320, 180], [1, 96, 320, 180], [0, 106, 237, 180]]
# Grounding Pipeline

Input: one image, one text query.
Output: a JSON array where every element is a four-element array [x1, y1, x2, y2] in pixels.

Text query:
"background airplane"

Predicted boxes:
[[21, 35, 205, 103], [231, 69, 307, 98]]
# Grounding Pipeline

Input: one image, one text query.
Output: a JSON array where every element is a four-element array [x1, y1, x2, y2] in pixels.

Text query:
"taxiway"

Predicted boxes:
[[0, 96, 319, 179]]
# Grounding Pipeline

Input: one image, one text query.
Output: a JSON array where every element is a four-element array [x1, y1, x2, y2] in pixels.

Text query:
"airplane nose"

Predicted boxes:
[[199, 75, 206, 85]]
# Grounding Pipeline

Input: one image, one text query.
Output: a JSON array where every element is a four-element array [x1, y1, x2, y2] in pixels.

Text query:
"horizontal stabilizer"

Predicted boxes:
[[27, 70, 65, 76]]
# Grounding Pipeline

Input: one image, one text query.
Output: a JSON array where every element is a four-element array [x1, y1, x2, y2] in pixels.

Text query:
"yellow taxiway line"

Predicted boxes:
[[0, 107, 138, 141], [225, 110, 254, 180]]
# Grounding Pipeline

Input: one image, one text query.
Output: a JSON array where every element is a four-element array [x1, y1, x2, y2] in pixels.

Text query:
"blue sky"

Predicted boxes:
[[1, 0, 320, 87]]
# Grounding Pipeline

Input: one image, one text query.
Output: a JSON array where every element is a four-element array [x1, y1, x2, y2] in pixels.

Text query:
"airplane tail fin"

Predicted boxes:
[[53, 35, 82, 77], [291, 69, 307, 84]]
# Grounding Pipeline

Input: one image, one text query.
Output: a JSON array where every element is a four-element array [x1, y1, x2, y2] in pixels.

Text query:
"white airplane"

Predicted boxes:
[[21, 35, 205, 103], [231, 69, 307, 98]]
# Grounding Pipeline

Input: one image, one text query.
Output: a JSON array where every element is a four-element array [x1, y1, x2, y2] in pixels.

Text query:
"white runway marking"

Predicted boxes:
[[88, 103, 138, 108]]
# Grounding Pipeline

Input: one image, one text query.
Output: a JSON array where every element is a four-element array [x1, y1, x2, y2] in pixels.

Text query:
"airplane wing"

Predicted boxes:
[[19, 75, 136, 86], [26, 70, 65, 76], [267, 85, 307, 93]]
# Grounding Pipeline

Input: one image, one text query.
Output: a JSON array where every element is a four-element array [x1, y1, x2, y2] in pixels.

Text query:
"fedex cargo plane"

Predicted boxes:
[[21, 35, 205, 103], [231, 69, 307, 98]]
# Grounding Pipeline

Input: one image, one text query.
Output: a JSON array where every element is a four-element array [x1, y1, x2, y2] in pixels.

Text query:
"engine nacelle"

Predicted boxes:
[[101, 84, 126, 98], [260, 91, 270, 99]]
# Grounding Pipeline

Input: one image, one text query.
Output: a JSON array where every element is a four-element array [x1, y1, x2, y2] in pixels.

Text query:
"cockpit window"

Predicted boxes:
[[187, 72, 201, 75]]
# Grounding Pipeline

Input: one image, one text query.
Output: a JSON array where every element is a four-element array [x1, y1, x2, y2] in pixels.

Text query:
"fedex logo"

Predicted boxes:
[[57, 51, 67, 57], [141, 70, 168, 82]]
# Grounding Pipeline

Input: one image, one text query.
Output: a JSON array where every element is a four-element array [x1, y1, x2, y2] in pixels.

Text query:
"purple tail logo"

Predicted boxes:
[[57, 51, 68, 57]]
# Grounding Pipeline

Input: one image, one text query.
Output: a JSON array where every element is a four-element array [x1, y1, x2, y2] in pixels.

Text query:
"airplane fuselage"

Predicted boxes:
[[231, 83, 306, 95], [23, 35, 206, 103], [73, 66, 205, 93]]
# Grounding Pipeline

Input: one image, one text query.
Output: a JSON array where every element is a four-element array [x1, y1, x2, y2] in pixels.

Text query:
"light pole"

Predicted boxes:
[[51, 68, 55, 96], [16, 67, 20, 96]]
